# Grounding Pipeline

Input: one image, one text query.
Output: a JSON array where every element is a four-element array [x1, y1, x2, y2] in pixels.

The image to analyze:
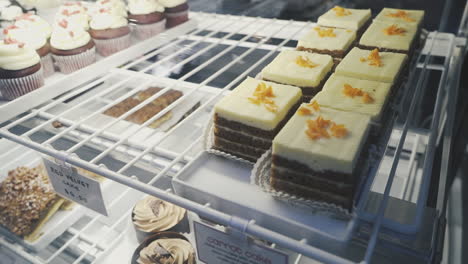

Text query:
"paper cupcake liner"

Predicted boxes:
[[202, 111, 255, 164], [93, 34, 132, 57], [166, 11, 189, 28], [0, 68, 44, 100], [41, 53, 55, 77], [133, 19, 166, 40], [53, 47, 96, 74]]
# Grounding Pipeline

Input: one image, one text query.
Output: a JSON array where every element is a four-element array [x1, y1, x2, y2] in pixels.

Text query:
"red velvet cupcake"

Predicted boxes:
[[89, 9, 131, 56], [159, 0, 189, 28], [127, 0, 166, 40]]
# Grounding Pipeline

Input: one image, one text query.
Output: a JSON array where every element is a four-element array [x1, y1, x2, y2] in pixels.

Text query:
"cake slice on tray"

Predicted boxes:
[[213, 77, 302, 162], [359, 21, 418, 54], [317, 6, 372, 37], [374, 8, 424, 29]]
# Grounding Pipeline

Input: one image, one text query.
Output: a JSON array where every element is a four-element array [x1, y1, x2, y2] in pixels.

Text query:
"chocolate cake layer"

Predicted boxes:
[[0, 63, 41, 79], [36, 43, 51, 57], [214, 137, 266, 162], [128, 12, 165, 24], [165, 3, 189, 13], [90, 26, 131, 40], [296, 47, 346, 58], [51, 40, 95, 56], [214, 125, 272, 150]]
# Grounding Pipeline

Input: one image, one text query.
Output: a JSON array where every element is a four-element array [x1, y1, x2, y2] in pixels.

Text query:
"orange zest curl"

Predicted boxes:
[[383, 24, 407, 36], [296, 56, 319, 68], [58, 19, 68, 29], [362, 93, 374, 103], [314, 27, 336, 37], [305, 116, 349, 140], [332, 6, 352, 16], [385, 10, 416, 22], [307, 100, 320, 111], [247, 82, 278, 113], [360, 48, 383, 67], [330, 123, 348, 138], [297, 106, 312, 116], [342, 84, 374, 103]]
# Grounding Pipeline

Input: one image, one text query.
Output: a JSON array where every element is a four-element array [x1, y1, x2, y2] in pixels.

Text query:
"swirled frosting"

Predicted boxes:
[[137, 238, 195, 264], [0, 39, 40, 70], [50, 21, 91, 50], [14, 14, 52, 39], [4, 26, 46, 50], [90, 10, 128, 30], [133, 196, 186, 233], [55, 3, 89, 30], [158, 0, 186, 8], [95, 0, 128, 17], [0, 0, 11, 9], [127, 0, 164, 15], [1, 5, 22, 21]]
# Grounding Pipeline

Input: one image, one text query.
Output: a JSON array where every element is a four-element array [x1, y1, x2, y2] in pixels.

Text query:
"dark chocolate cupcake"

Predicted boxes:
[[158, 0, 189, 28], [127, 0, 166, 40]]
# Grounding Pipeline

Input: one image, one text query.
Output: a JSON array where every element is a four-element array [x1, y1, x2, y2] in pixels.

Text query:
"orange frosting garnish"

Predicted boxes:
[[306, 116, 331, 140], [360, 49, 383, 67], [362, 93, 374, 103], [385, 10, 416, 22], [296, 56, 319, 68], [58, 19, 68, 29], [4, 37, 24, 48], [342, 84, 374, 103], [3, 24, 18, 35], [330, 123, 349, 138], [332, 6, 352, 16], [62, 9, 81, 16], [247, 83, 278, 113], [297, 106, 312, 116], [314, 27, 336, 37], [307, 100, 320, 111], [15, 13, 35, 21], [383, 24, 407, 36]]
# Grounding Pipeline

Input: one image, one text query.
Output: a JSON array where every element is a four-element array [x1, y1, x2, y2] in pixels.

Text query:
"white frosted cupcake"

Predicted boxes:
[[158, 0, 189, 28], [14, 13, 52, 39], [94, 0, 128, 17], [0, 39, 44, 100], [89, 9, 130, 57], [127, 0, 165, 40], [54, 2, 89, 30], [50, 20, 95, 74]]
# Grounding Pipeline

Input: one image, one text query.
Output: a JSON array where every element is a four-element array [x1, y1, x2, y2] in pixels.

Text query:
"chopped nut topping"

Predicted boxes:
[[297, 106, 312, 116], [314, 27, 336, 37], [342, 84, 374, 103], [332, 6, 352, 16], [385, 10, 416, 22], [360, 49, 383, 67], [296, 56, 319, 68], [305, 116, 349, 140], [247, 82, 278, 112], [383, 24, 407, 36]]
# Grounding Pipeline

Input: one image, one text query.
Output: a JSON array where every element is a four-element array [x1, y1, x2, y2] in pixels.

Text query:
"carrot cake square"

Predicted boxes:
[[359, 21, 418, 54], [374, 8, 424, 28], [297, 26, 356, 58], [317, 6, 372, 36]]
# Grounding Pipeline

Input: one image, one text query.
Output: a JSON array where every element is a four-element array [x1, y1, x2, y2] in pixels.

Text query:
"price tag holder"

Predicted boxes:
[[43, 158, 108, 216], [194, 221, 288, 264]]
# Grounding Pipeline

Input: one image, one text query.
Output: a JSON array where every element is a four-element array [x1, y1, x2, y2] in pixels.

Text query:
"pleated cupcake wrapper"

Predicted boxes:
[[251, 149, 354, 220], [0, 68, 44, 100], [202, 111, 255, 165], [165, 11, 189, 28], [53, 47, 96, 74], [133, 19, 166, 40], [41, 54, 55, 77], [94, 34, 131, 57]]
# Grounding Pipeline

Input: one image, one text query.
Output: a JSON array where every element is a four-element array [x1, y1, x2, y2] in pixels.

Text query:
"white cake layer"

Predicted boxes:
[[335, 47, 407, 83], [317, 7, 371, 31], [297, 26, 356, 52], [214, 77, 302, 131], [261, 50, 333, 88], [273, 105, 370, 173], [374, 8, 424, 27], [360, 21, 418, 51], [313, 74, 392, 121]]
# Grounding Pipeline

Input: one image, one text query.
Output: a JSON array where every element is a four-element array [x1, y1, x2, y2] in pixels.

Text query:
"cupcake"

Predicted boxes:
[[0, 39, 44, 100], [14, 13, 52, 39], [94, 0, 128, 18], [131, 232, 196, 264], [55, 2, 90, 31], [50, 20, 95, 74], [132, 196, 187, 242], [127, 0, 165, 40], [89, 9, 130, 56], [158, 0, 188, 28]]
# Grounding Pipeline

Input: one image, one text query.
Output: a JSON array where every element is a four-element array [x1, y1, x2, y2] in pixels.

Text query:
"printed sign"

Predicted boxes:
[[194, 221, 288, 264], [43, 158, 108, 216]]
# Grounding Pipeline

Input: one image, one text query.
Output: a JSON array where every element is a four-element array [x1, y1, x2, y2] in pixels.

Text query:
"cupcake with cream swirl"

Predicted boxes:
[[127, 0, 165, 40], [89, 8, 130, 56], [14, 13, 52, 40], [132, 196, 187, 242], [54, 2, 90, 30]]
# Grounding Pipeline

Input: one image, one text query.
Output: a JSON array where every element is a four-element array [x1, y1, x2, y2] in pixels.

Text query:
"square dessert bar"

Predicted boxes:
[[374, 8, 424, 28], [272, 104, 371, 210], [213, 77, 302, 162], [335, 47, 407, 83], [317, 6, 371, 36], [313, 74, 392, 122], [297, 26, 356, 58], [359, 21, 418, 54], [261, 50, 333, 102]]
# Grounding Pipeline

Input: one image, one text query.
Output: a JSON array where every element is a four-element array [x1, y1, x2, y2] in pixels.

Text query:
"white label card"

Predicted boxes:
[[43, 158, 108, 216], [194, 221, 288, 264]]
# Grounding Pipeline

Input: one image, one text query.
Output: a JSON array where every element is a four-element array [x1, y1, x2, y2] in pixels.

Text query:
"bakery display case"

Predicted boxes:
[[0, 1, 467, 263]]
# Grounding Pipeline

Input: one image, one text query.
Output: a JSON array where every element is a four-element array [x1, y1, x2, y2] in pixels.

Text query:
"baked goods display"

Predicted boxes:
[[213, 77, 302, 161]]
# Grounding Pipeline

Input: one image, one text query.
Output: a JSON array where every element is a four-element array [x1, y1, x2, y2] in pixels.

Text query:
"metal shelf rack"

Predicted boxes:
[[0, 10, 466, 264]]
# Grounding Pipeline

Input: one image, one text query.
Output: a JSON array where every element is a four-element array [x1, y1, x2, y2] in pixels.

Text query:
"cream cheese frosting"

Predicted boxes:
[[273, 105, 370, 173], [0, 40, 40, 70], [137, 238, 195, 264], [128, 0, 164, 15], [1, 5, 22, 21], [90, 11, 128, 30], [158, 0, 186, 8], [317, 6, 371, 31], [4, 26, 47, 51], [374, 8, 424, 27], [214, 77, 302, 131], [133, 196, 186, 233], [14, 14, 52, 39], [261, 50, 333, 88], [360, 21, 418, 51], [95, 0, 128, 17], [297, 26, 356, 51], [0, 0, 11, 9], [50, 21, 91, 50], [55, 4, 89, 30]]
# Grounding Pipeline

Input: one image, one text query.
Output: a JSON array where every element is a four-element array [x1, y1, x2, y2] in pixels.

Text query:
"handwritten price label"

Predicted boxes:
[[43, 158, 108, 216]]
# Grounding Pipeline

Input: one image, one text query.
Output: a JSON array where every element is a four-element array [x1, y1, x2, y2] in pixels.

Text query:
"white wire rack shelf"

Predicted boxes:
[[0, 12, 466, 264]]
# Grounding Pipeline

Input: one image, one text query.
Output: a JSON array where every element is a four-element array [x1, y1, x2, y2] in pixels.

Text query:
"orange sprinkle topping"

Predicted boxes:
[[332, 6, 352, 16], [360, 48, 383, 67], [69, 31, 75, 37], [297, 106, 312, 116], [330, 123, 349, 138], [15, 13, 35, 21], [306, 116, 331, 140], [296, 56, 319, 68], [342, 84, 374, 103], [4, 37, 24, 48], [99, 8, 110, 13], [58, 19, 68, 29], [3, 24, 18, 35], [62, 9, 81, 16], [247, 82, 278, 113], [385, 10, 416, 22], [314, 27, 336, 37], [383, 24, 407, 36]]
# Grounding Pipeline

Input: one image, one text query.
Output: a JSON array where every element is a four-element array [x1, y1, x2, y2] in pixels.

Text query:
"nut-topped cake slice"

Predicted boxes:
[[213, 77, 302, 161], [335, 47, 407, 83], [317, 6, 371, 36], [313, 74, 392, 122], [261, 50, 333, 102], [297, 26, 356, 59], [374, 8, 424, 28], [271, 103, 371, 210], [359, 21, 418, 54]]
